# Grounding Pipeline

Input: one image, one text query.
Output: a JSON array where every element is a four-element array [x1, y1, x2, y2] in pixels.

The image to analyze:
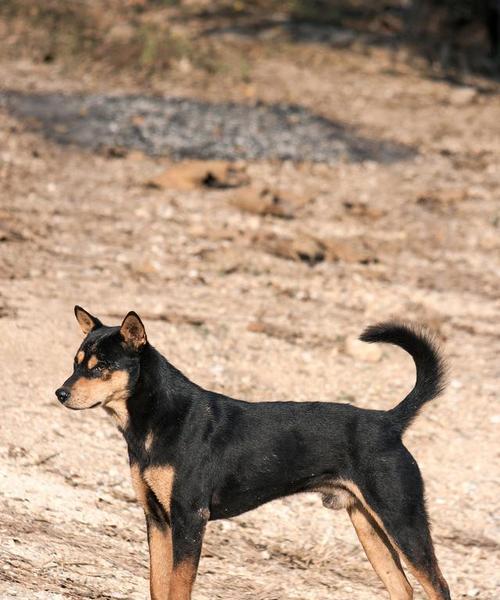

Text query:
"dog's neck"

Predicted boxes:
[[120, 344, 201, 461], [134, 343, 199, 409]]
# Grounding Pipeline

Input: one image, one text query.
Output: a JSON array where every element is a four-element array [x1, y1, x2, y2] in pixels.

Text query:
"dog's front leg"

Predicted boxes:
[[130, 464, 172, 599], [168, 504, 208, 600], [146, 516, 172, 600]]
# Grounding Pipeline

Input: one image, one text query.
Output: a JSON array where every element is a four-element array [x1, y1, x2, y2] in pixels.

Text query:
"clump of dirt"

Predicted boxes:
[[147, 160, 250, 191]]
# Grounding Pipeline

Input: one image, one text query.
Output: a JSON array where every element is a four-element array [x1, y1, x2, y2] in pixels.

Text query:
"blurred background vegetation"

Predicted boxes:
[[0, 1, 499, 82]]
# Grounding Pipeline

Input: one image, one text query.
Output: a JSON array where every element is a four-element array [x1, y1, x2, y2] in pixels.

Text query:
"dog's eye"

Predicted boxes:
[[93, 363, 105, 372]]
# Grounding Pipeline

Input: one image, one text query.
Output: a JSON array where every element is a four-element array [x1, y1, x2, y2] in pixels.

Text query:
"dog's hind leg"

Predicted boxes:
[[322, 488, 412, 599], [375, 505, 450, 600], [353, 450, 451, 600], [348, 500, 413, 600]]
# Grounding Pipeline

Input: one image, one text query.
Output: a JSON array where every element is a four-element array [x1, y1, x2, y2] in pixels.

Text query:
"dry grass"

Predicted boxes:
[[0, 0, 496, 82]]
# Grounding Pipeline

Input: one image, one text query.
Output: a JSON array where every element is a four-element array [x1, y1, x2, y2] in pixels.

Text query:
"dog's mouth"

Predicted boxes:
[[66, 401, 102, 410]]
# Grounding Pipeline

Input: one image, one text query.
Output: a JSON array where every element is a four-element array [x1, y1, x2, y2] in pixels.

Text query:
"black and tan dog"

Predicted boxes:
[[56, 307, 451, 600]]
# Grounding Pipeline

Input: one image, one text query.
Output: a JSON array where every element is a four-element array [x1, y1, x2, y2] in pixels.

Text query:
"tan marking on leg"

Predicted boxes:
[[149, 524, 173, 600], [143, 465, 175, 513], [76, 350, 85, 364], [169, 559, 197, 600], [130, 465, 172, 599], [337, 480, 390, 533], [145, 431, 154, 452], [337, 480, 448, 600], [87, 355, 98, 370], [130, 464, 148, 510], [348, 501, 413, 600], [404, 565, 449, 600]]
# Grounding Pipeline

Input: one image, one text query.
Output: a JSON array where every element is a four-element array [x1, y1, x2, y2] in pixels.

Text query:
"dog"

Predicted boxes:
[[56, 306, 451, 600]]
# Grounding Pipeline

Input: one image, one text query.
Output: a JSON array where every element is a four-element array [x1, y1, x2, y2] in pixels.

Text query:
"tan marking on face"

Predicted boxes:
[[76, 351, 85, 364], [169, 558, 198, 600], [145, 431, 154, 452], [130, 464, 148, 511], [149, 523, 172, 599], [65, 371, 129, 429], [102, 373, 130, 429], [143, 465, 175, 514], [348, 501, 412, 600], [87, 355, 98, 370]]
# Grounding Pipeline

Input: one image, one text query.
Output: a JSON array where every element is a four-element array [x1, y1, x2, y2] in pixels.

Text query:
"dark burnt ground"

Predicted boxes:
[[0, 91, 414, 163]]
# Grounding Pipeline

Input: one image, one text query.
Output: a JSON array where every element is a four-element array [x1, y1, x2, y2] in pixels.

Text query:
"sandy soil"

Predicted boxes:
[[0, 36, 500, 600]]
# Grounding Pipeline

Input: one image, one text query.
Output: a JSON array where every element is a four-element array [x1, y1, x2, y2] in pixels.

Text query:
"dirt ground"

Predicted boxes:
[[1, 20, 500, 600]]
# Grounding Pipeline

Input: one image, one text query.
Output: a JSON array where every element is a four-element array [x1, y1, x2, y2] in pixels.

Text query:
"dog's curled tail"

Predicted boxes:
[[360, 321, 447, 434]]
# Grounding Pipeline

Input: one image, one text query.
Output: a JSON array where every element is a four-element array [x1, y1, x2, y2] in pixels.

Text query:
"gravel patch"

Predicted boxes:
[[1, 91, 414, 163]]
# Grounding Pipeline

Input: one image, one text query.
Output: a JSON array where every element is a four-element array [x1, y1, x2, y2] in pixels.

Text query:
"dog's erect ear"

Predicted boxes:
[[120, 311, 147, 350], [74, 306, 103, 335]]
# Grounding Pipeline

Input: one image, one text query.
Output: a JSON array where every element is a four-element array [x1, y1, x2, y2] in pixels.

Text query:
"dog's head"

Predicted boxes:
[[55, 306, 147, 413]]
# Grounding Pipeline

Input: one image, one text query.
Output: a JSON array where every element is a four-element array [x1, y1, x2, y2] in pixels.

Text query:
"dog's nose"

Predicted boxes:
[[55, 387, 70, 404]]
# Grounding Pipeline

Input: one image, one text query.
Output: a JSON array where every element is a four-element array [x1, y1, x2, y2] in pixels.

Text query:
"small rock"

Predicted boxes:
[[344, 336, 382, 363], [417, 188, 468, 211], [188, 224, 236, 242], [146, 160, 249, 191], [8, 445, 28, 459], [229, 186, 295, 219], [129, 258, 160, 277], [261, 233, 325, 266], [466, 588, 480, 598], [108, 23, 135, 44], [205, 248, 242, 274], [329, 28, 356, 47], [449, 87, 478, 106], [342, 200, 385, 220], [247, 320, 301, 343], [126, 150, 146, 161], [323, 236, 376, 264]]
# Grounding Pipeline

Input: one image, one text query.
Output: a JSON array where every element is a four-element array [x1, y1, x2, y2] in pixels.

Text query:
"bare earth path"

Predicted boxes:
[[1, 42, 500, 600]]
